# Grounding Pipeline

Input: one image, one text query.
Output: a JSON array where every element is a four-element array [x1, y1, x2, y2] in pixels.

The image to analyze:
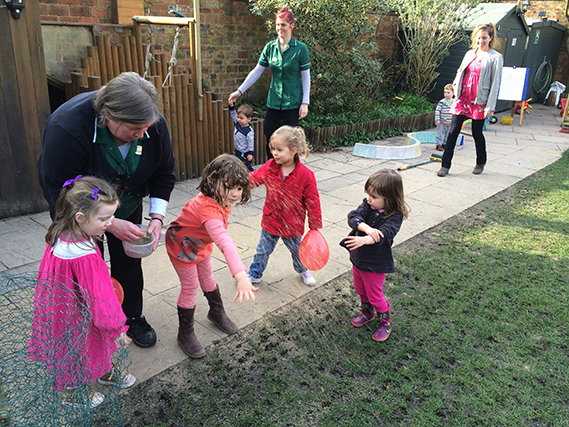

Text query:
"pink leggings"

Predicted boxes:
[[352, 265, 390, 313], [173, 257, 218, 308]]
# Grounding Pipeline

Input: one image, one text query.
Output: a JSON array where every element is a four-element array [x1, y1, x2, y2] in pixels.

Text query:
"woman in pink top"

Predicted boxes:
[[438, 22, 503, 177], [28, 176, 134, 410], [166, 154, 258, 358]]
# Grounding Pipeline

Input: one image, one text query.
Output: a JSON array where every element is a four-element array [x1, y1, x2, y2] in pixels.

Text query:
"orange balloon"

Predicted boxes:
[[111, 277, 124, 304], [299, 230, 329, 271]]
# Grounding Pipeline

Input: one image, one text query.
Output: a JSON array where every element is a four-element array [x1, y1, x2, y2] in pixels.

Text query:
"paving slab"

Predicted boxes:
[[1, 103, 567, 384]]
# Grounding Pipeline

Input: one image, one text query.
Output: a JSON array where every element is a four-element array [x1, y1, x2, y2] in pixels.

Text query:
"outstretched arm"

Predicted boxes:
[[228, 64, 267, 104], [204, 219, 258, 303]]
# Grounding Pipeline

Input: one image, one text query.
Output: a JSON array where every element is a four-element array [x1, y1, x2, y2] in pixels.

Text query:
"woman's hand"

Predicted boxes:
[[233, 271, 259, 303], [106, 218, 145, 243], [299, 103, 309, 119], [228, 89, 242, 104], [147, 216, 164, 251], [484, 109, 494, 119]]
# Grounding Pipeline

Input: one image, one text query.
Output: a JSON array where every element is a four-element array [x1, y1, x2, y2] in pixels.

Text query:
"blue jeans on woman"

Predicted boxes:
[[248, 229, 306, 280]]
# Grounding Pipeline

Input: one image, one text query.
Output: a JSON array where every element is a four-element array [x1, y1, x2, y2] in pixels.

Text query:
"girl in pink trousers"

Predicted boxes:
[[341, 169, 409, 342], [28, 176, 134, 409], [166, 154, 258, 359]]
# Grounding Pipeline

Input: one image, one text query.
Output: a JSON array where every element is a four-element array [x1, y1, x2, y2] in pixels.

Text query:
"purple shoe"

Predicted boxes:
[[351, 303, 375, 327], [372, 310, 391, 342]]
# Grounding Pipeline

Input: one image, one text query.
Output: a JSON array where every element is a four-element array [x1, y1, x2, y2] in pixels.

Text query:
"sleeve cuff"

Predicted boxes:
[[149, 197, 168, 217]]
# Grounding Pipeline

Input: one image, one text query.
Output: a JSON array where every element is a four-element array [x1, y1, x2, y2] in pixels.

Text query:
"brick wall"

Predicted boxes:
[[374, 13, 401, 61], [521, 0, 569, 86], [40, 0, 115, 24], [40, 0, 270, 102], [143, 0, 270, 102]]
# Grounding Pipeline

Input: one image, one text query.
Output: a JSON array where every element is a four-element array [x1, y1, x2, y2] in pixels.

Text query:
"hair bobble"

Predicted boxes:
[[62, 175, 84, 188], [91, 188, 100, 199]]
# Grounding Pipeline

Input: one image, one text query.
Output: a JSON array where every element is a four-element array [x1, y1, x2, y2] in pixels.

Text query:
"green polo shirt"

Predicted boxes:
[[95, 126, 148, 219], [259, 37, 310, 110]]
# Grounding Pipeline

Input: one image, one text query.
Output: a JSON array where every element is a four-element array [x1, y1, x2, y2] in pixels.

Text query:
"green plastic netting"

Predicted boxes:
[[0, 272, 131, 427]]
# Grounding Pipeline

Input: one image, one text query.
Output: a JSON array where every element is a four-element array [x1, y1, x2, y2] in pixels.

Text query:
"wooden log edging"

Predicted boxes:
[[303, 111, 436, 146]]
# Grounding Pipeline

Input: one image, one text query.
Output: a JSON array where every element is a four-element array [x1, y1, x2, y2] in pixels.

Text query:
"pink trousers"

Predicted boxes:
[[173, 256, 217, 308], [352, 265, 390, 313]]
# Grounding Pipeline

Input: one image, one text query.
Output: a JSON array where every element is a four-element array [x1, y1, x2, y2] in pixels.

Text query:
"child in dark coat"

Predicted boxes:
[[341, 169, 409, 342]]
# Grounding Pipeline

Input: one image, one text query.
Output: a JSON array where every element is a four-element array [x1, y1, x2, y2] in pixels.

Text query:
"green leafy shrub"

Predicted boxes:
[[250, 0, 387, 115], [303, 92, 435, 128]]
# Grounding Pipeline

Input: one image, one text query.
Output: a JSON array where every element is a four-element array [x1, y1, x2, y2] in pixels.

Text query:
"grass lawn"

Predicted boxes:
[[122, 156, 569, 427]]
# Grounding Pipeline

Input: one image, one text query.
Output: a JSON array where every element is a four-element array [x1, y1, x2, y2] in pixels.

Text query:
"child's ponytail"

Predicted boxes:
[[270, 125, 310, 159], [45, 176, 119, 246]]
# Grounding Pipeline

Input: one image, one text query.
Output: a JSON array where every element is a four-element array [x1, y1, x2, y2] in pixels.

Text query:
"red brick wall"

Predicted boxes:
[[522, 0, 569, 85], [374, 13, 401, 61], [143, 0, 270, 102], [40, 0, 270, 101], [40, 0, 114, 23]]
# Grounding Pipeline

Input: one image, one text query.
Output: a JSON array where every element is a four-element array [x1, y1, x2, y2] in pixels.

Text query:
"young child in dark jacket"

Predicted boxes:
[[228, 102, 255, 171], [341, 169, 409, 342]]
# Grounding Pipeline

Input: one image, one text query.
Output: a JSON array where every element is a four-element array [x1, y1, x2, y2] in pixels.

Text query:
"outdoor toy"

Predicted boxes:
[[515, 98, 532, 114], [111, 277, 124, 304], [397, 154, 442, 171], [299, 230, 329, 271]]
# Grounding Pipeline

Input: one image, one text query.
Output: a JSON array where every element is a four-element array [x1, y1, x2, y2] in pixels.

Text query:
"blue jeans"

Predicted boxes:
[[248, 229, 306, 279]]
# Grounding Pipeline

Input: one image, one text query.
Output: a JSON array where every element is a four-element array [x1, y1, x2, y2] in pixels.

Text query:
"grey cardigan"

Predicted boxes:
[[453, 48, 503, 114]]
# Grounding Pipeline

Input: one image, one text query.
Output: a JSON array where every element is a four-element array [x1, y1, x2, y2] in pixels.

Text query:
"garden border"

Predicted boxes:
[[303, 111, 435, 146]]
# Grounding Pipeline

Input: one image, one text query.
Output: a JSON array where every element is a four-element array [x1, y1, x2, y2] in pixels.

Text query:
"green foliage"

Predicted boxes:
[[303, 92, 435, 127], [249, 0, 389, 114], [394, 0, 481, 96]]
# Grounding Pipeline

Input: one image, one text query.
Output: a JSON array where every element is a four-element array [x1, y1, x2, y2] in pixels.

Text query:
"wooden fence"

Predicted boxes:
[[64, 32, 266, 181], [303, 112, 436, 146]]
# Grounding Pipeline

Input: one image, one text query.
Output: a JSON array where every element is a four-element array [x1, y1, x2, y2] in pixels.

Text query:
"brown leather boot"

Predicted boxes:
[[177, 306, 205, 358], [203, 287, 238, 334]]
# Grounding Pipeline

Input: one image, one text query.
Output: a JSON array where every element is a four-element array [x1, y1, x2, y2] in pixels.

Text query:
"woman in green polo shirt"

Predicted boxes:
[[228, 6, 310, 159]]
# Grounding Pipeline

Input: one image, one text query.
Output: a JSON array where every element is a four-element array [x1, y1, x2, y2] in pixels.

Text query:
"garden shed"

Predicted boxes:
[[431, 3, 530, 112], [522, 19, 566, 102]]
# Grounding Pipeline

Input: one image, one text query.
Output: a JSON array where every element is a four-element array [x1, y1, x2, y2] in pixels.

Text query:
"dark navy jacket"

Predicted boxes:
[[341, 199, 403, 274], [38, 91, 176, 218]]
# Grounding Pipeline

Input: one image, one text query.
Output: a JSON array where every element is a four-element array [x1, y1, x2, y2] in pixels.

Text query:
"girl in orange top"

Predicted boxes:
[[166, 154, 258, 358]]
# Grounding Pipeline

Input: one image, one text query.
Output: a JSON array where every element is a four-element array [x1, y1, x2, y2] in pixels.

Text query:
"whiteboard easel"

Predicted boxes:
[[497, 67, 529, 126]]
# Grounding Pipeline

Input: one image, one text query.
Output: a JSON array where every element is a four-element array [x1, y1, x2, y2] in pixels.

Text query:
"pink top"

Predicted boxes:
[[450, 58, 486, 120], [166, 193, 245, 275], [28, 238, 126, 390]]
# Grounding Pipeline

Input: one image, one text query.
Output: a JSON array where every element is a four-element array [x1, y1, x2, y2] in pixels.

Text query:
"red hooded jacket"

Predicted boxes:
[[250, 157, 322, 238]]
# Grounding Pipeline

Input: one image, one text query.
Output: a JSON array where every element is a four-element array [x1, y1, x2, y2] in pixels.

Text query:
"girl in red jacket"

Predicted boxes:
[[248, 125, 323, 285]]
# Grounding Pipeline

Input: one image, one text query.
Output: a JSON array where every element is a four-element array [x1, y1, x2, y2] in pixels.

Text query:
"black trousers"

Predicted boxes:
[[98, 203, 144, 319], [264, 107, 300, 159], [442, 114, 487, 169]]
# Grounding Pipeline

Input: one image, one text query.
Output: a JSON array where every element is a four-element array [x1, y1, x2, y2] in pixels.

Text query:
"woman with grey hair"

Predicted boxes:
[[38, 72, 176, 348]]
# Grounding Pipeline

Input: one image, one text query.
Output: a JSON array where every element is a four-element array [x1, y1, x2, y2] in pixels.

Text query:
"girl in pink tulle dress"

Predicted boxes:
[[437, 22, 503, 178], [28, 176, 134, 409]]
